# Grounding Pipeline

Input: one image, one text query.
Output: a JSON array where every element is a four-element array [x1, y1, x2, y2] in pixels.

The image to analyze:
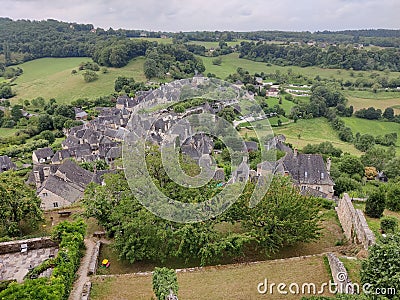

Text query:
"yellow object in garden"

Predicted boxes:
[[102, 259, 109, 265]]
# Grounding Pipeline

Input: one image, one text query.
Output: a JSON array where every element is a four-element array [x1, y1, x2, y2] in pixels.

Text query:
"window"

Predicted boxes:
[[53, 202, 59, 208], [42, 192, 48, 197], [301, 186, 307, 191], [316, 186, 321, 191]]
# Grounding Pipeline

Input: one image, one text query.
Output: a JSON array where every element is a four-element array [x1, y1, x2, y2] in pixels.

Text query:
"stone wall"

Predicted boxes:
[[88, 241, 101, 276], [327, 253, 353, 294], [336, 193, 376, 249], [0, 237, 57, 255]]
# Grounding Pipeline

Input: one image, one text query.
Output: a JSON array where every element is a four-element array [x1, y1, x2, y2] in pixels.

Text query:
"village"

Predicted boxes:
[[0, 76, 392, 299]]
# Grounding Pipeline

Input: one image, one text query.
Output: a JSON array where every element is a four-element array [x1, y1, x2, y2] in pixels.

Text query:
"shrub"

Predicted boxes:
[[380, 216, 398, 234], [365, 189, 386, 218], [361, 233, 400, 298], [152, 267, 178, 300], [386, 184, 400, 211]]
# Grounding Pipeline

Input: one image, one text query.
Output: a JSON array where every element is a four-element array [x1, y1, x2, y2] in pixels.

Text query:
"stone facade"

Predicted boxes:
[[336, 193, 376, 249]]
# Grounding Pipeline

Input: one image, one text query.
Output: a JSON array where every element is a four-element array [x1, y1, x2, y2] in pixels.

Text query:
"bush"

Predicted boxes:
[[386, 184, 400, 211], [361, 233, 400, 298], [83, 70, 99, 82], [380, 216, 398, 234], [152, 267, 178, 300], [365, 189, 386, 218]]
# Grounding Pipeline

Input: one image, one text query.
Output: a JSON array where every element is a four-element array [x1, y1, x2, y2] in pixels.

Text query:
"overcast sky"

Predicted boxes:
[[1, 0, 399, 32]]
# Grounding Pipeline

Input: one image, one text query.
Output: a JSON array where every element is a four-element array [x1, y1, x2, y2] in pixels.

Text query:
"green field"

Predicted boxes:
[[341, 117, 400, 147], [344, 90, 400, 114], [11, 57, 147, 104], [200, 53, 400, 82], [91, 255, 331, 300], [0, 128, 19, 138], [131, 37, 174, 44], [241, 118, 361, 155]]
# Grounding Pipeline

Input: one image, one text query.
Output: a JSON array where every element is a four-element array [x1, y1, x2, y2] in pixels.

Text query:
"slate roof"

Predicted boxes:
[[300, 187, 329, 199], [106, 146, 122, 160], [54, 159, 94, 188], [281, 152, 334, 186], [0, 156, 16, 172], [39, 176, 83, 204], [51, 150, 71, 164], [33, 147, 54, 160], [62, 136, 80, 149], [245, 141, 258, 152], [27, 164, 60, 186]]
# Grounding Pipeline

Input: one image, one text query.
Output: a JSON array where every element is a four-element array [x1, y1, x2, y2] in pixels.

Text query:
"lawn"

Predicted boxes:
[[11, 57, 147, 104], [344, 90, 400, 114], [341, 117, 400, 147], [200, 53, 400, 82], [241, 118, 361, 155], [130, 37, 174, 44], [91, 255, 331, 300], [0, 128, 19, 138]]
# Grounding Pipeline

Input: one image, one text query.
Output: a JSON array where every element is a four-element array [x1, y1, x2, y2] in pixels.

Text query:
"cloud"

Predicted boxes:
[[0, 0, 399, 31]]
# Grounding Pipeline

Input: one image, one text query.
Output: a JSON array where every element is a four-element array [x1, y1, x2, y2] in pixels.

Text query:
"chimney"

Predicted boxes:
[[326, 157, 331, 174], [33, 171, 41, 188], [58, 151, 62, 161], [294, 148, 298, 158], [43, 166, 50, 179]]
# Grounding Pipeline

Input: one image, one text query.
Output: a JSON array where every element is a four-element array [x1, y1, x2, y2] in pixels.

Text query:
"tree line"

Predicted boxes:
[[238, 42, 400, 71]]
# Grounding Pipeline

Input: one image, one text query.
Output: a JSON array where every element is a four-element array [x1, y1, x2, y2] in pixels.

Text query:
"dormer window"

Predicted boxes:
[[304, 171, 308, 178], [321, 172, 325, 179]]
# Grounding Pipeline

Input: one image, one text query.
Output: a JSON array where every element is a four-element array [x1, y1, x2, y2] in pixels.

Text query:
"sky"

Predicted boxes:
[[1, 0, 399, 32]]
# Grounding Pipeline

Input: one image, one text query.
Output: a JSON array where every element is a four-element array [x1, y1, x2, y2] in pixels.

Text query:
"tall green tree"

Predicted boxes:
[[0, 172, 43, 236]]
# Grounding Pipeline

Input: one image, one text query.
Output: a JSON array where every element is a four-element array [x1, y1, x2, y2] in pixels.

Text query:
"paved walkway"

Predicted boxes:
[[69, 238, 96, 300]]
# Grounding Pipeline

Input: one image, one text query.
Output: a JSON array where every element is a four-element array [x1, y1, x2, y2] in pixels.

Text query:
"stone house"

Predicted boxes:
[[28, 160, 97, 210], [32, 147, 54, 165]]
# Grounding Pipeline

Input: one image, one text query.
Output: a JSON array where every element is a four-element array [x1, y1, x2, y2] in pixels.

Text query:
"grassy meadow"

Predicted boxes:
[[241, 118, 361, 155], [344, 90, 400, 114], [200, 53, 400, 82], [11, 57, 147, 104], [91, 255, 331, 300], [341, 117, 400, 147]]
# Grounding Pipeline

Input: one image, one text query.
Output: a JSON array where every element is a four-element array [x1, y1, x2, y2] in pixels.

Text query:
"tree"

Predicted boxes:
[[212, 57, 222, 66], [384, 157, 400, 178], [152, 267, 178, 300], [361, 146, 395, 171], [364, 166, 378, 180], [54, 105, 75, 119], [386, 184, 400, 211], [83, 70, 99, 82], [338, 155, 364, 177], [333, 177, 362, 196], [238, 177, 322, 255], [365, 189, 386, 218], [37, 130, 55, 144], [380, 216, 398, 234], [361, 233, 400, 298], [383, 107, 395, 120], [38, 114, 53, 132], [10, 106, 23, 122], [354, 134, 375, 152], [0, 172, 43, 237]]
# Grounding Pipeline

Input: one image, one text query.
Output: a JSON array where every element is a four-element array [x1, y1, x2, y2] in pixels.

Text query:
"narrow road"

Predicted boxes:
[[69, 238, 96, 300]]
